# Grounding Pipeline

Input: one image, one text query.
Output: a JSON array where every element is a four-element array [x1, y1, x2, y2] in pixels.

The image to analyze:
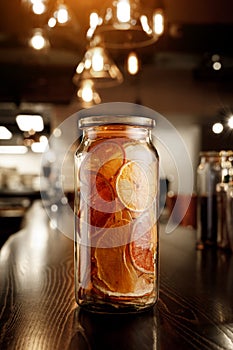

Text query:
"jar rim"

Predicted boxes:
[[78, 115, 155, 129]]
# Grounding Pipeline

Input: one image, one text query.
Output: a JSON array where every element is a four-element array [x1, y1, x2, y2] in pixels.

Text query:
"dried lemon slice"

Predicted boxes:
[[116, 161, 149, 212]]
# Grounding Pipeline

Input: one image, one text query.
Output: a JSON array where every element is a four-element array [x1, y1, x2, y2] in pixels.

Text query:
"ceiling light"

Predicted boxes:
[[228, 115, 233, 129], [32, 0, 46, 15], [77, 80, 101, 105], [117, 0, 131, 23], [73, 43, 123, 88], [29, 28, 50, 50], [0, 146, 28, 154], [127, 52, 140, 75], [22, 0, 48, 15], [212, 61, 221, 70], [48, 0, 77, 29], [31, 141, 48, 153], [90, 0, 163, 49], [0, 126, 12, 140], [16, 114, 44, 132], [153, 8, 164, 35], [212, 122, 223, 134]]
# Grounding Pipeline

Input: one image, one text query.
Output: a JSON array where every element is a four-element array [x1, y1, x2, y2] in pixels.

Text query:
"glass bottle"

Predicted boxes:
[[217, 150, 233, 250], [74, 115, 159, 313], [196, 152, 221, 249], [226, 182, 233, 252]]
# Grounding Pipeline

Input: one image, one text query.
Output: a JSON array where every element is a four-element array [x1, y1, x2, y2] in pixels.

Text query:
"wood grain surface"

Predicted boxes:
[[0, 201, 233, 350]]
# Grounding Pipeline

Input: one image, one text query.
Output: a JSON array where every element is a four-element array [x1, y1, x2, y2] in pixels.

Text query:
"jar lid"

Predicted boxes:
[[78, 115, 155, 129]]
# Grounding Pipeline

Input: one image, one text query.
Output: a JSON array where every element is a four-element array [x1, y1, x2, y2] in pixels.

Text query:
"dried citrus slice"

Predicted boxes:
[[129, 214, 157, 274], [124, 142, 158, 206], [116, 161, 149, 212], [124, 142, 156, 163], [94, 220, 138, 294], [80, 140, 125, 182]]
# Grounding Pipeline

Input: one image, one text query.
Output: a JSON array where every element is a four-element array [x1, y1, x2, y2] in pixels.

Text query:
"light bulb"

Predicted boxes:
[[212, 122, 223, 134], [30, 32, 46, 50], [153, 9, 164, 35], [32, 1, 46, 14], [116, 0, 130, 23], [57, 5, 69, 24], [92, 49, 104, 72], [127, 52, 139, 75], [228, 115, 233, 129]]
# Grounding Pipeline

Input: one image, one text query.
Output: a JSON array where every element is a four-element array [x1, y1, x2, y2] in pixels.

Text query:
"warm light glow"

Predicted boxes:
[[39, 135, 48, 144], [0, 146, 28, 154], [0, 126, 12, 139], [212, 122, 223, 134], [31, 141, 48, 153], [228, 115, 233, 129], [48, 17, 57, 28], [116, 0, 131, 23], [32, 1, 46, 14], [57, 4, 69, 24], [29, 30, 47, 50], [212, 54, 220, 62], [16, 114, 44, 132], [140, 15, 152, 35], [76, 62, 84, 74], [84, 58, 92, 70], [90, 12, 99, 28], [53, 128, 62, 138], [153, 9, 164, 35], [127, 52, 139, 75], [213, 61, 221, 70], [92, 49, 104, 72], [77, 80, 101, 105], [79, 81, 94, 103]]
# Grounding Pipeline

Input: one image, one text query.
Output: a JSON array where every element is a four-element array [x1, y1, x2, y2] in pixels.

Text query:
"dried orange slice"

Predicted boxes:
[[94, 220, 138, 294], [129, 214, 157, 274], [116, 161, 149, 212], [80, 140, 125, 183]]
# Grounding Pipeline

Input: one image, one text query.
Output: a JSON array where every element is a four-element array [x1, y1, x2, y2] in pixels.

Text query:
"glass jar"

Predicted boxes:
[[196, 151, 221, 249], [74, 115, 159, 313]]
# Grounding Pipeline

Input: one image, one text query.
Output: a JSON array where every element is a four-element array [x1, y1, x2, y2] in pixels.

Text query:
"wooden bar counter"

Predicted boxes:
[[1, 201, 233, 349]]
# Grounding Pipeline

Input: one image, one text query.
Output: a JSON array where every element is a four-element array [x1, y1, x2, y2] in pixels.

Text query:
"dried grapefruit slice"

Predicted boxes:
[[116, 161, 149, 212], [129, 215, 157, 274]]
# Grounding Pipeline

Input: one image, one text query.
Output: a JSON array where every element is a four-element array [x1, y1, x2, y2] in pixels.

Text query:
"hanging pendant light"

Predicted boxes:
[[47, 0, 79, 32], [22, 0, 49, 15], [73, 39, 123, 88], [77, 80, 101, 107], [89, 0, 164, 49], [127, 51, 140, 75]]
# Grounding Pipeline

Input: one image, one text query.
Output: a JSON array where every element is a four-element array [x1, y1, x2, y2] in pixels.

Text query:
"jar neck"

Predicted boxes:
[[82, 124, 151, 141]]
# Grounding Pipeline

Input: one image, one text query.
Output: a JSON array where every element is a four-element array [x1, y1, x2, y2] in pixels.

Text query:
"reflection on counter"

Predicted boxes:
[[70, 307, 159, 350]]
